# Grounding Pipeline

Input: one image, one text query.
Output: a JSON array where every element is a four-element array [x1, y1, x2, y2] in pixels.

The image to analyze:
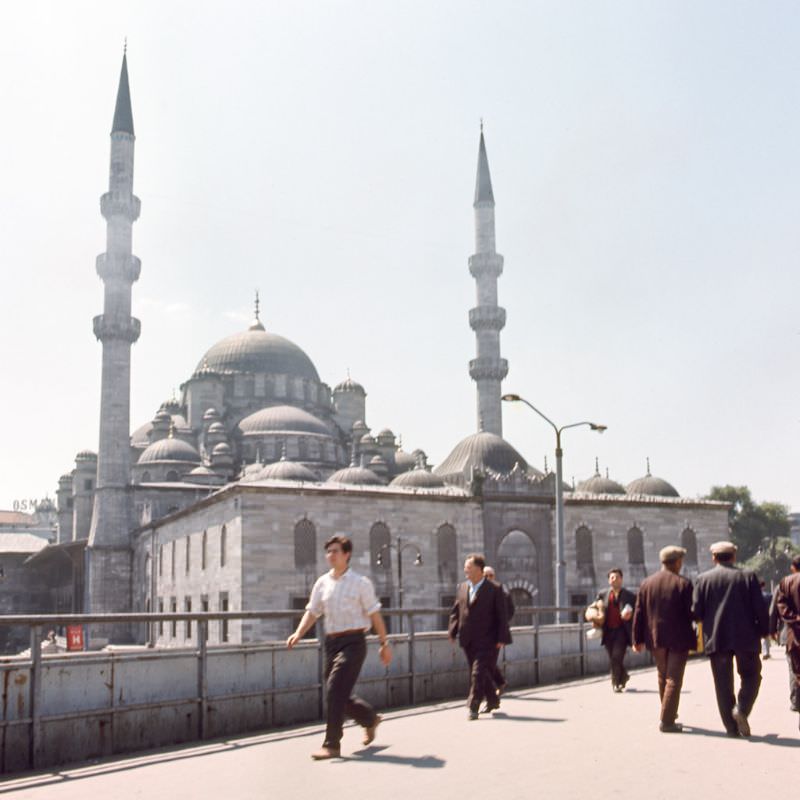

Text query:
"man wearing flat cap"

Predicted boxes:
[[632, 546, 696, 732], [692, 540, 769, 737]]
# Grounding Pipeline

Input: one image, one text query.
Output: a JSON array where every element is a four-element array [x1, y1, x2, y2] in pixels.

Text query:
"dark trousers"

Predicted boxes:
[[604, 627, 629, 687], [322, 633, 376, 749], [708, 650, 762, 733], [788, 646, 800, 712], [652, 648, 689, 725], [489, 646, 506, 689], [464, 644, 498, 712]]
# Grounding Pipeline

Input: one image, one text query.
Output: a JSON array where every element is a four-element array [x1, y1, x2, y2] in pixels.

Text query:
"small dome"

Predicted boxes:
[[359, 433, 374, 445], [203, 407, 220, 421], [189, 465, 216, 476], [160, 398, 181, 414], [393, 449, 416, 473], [139, 438, 201, 465], [434, 431, 541, 479], [390, 467, 445, 489], [626, 473, 679, 497], [352, 420, 368, 431], [207, 421, 226, 434], [576, 462, 625, 495], [76, 450, 97, 462], [238, 405, 332, 436], [212, 442, 232, 455], [257, 460, 317, 482], [327, 465, 384, 486], [153, 410, 171, 424], [377, 428, 394, 438], [59, 473, 73, 484], [334, 376, 365, 394], [369, 455, 387, 466]]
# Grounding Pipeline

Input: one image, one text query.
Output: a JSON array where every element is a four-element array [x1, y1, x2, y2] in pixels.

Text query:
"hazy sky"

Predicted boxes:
[[1, 1, 798, 512]]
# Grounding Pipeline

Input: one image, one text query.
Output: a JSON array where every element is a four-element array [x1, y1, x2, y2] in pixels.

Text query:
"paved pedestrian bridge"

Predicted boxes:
[[2, 658, 798, 799]]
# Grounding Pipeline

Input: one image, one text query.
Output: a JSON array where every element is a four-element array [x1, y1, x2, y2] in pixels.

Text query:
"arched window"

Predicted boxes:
[[509, 587, 534, 626], [575, 526, 594, 568], [201, 530, 207, 570], [681, 527, 698, 567], [370, 522, 391, 570], [141, 471, 151, 482], [220, 525, 227, 567], [166, 470, 179, 482], [497, 530, 537, 577], [185, 536, 191, 574], [294, 518, 317, 569], [627, 527, 645, 565], [437, 524, 458, 586]]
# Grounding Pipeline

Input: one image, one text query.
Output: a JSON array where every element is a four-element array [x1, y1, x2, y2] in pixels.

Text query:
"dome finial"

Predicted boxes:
[[249, 291, 265, 331], [480, 117, 483, 134], [478, 413, 485, 432], [124, 37, 127, 55], [168, 420, 175, 439], [350, 440, 358, 467], [646, 456, 651, 476], [544, 454, 549, 474], [605, 467, 610, 479], [594, 456, 600, 476], [280, 442, 288, 462]]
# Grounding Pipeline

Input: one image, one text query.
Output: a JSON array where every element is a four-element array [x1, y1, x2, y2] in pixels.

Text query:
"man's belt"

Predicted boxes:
[[326, 628, 366, 639]]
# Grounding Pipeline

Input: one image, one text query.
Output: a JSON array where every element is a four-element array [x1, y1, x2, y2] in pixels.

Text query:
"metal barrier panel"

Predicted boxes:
[[0, 607, 650, 773]]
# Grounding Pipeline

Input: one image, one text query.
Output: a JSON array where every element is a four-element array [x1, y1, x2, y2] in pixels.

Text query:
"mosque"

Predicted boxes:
[[21, 53, 728, 647]]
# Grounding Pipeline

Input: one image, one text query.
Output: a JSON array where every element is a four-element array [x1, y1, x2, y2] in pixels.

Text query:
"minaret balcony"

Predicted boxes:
[[100, 192, 141, 221], [468, 252, 503, 279], [469, 357, 509, 381], [469, 306, 506, 332], [96, 254, 141, 283], [93, 315, 141, 343]]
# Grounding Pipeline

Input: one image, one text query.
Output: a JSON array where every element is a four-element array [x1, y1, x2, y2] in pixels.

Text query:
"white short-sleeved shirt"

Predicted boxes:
[[306, 568, 382, 634]]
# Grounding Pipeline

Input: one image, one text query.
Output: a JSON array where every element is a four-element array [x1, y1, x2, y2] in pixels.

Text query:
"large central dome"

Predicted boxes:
[[197, 324, 320, 381]]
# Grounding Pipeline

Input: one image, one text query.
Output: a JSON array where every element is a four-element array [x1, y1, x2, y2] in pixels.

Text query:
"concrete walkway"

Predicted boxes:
[[2, 656, 798, 800]]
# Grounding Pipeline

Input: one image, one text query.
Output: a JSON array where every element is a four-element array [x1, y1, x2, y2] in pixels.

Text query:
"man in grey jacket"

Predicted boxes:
[[692, 540, 769, 737]]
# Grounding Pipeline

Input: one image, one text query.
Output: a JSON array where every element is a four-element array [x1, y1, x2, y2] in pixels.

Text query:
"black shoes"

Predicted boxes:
[[732, 706, 751, 737], [468, 710, 479, 721], [659, 722, 683, 733], [480, 702, 500, 714]]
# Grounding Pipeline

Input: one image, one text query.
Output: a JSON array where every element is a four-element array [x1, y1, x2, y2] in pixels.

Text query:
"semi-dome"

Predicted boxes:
[[626, 460, 679, 497], [393, 449, 416, 473], [197, 327, 319, 381], [257, 459, 317, 482], [238, 405, 332, 436], [576, 461, 625, 495], [390, 467, 445, 489], [434, 431, 541, 479], [139, 437, 201, 464], [327, 465, 384, 486]]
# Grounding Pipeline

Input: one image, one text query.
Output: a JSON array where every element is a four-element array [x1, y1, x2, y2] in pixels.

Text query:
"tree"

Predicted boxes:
[[743, 537, 797, 588], [705, 485, 790, 562]]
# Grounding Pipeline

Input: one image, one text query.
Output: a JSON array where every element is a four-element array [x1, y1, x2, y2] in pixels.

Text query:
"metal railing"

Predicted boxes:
[[0, 606, 597, 771]]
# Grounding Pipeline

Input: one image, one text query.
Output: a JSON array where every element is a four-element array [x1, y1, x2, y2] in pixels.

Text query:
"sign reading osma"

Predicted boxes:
[[12, 499, 48, 512]]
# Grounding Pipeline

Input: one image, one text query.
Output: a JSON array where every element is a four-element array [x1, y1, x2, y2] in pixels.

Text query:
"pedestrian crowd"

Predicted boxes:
[[286, 534, 800, 759]]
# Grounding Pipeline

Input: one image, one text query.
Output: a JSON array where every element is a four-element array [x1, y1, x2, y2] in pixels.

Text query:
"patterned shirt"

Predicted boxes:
[[306, 568, 382, 634]]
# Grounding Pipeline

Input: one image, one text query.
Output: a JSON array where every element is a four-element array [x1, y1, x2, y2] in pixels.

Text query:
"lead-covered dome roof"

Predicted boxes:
[[257, 459, 317, 482], [196, 325, 319, 381], [626, 460, 679, 497], [390, 467, 446, 489], [576, 461, 625, 495], [138, 437, 202, 464], [327, 465, 384, 486], [238, 405, 332, 436], [434, 431, 541, 478]]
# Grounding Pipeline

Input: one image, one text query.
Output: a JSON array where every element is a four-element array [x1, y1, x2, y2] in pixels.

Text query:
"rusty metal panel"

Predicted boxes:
[[111, 652, 197, 706], [0, 664, 30, 721], [39, 714, 111, 765], [112, 705, 199, 753], [38, 657, 114, 715], [206, 696, 270, 739]]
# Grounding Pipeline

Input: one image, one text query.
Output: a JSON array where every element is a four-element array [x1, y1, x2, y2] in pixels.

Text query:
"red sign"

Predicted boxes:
[[66, 625, 85, 651]]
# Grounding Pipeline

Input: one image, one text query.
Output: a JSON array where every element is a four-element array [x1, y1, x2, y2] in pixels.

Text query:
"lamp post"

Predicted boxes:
[[502, 393, 606, 623], [376, 537, 423, 632]]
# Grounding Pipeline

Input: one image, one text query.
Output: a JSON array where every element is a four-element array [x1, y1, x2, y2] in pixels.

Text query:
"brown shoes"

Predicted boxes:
[[311, 746, 341, 760], [363, 715, 382, 745]]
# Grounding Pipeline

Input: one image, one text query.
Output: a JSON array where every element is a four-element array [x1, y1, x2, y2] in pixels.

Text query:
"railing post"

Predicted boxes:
[[578, 613, 586, 676], [533, 609, 540, 685], [29, 625, 42, 769], [317, 635, 325, 721], [198, 620, 208, 739], [407, 612, 415, 706]]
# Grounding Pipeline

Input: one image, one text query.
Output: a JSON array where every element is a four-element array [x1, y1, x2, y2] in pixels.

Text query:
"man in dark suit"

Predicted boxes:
[[632, 546, 696, 732], [692, 540, 769, 737], [449, 553, 512, 720], [775, 554, 800, 729], [597, 568, 636, 692], [483, 565, 515, 695]]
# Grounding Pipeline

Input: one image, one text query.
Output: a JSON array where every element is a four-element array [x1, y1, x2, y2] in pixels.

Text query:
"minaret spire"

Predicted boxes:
[[86, 50, 142, 636], [468, 124, 507, 436]]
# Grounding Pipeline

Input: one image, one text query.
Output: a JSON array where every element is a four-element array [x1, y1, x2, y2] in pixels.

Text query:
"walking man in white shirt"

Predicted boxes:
[[287, 535, 393, 760]]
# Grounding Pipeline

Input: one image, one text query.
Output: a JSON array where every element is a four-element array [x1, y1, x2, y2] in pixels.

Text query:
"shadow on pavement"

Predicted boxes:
[[685, 727, 800, 747], [489, 712, 565, 723], [503, 695, 559, 702], [343, 745, 445, 768]]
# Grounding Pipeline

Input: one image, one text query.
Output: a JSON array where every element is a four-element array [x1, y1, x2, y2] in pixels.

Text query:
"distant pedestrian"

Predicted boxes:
[[760, 580, 772, 659], [632, 546, 695, 732], [597, 568, 636, 692], [774, 554, 800, 730], [483, 565, 515, 696], [692, 541, 769, 737], [449, 554, 511, 720], [287, 535, 392, 759]]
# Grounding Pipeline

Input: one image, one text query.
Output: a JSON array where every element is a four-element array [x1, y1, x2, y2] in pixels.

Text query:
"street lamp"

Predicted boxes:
[[502, 393, 607, 623], [376, 537, 423, 632]]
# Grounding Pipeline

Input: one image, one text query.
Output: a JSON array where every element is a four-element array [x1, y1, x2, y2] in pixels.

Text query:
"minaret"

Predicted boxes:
[[85, 50, 141, 630], [468, 126, 507, 436]]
